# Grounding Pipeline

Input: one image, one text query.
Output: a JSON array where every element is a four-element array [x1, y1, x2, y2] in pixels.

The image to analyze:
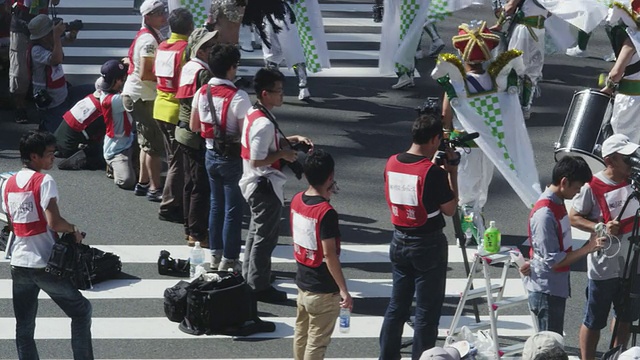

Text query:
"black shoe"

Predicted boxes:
[[254, 286, 287, 304], [158, 209, 183, 224]]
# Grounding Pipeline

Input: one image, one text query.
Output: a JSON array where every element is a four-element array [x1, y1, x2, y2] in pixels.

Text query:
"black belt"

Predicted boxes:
[[394, 228, 443, 240]]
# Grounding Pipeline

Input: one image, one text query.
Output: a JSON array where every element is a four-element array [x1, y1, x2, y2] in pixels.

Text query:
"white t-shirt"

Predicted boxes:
[[122, 28, 163, 102], [239, 107, 287, 204], [191, 77, 252, 150], [1, 169, 58, 268], [572, 171, 636, 280]]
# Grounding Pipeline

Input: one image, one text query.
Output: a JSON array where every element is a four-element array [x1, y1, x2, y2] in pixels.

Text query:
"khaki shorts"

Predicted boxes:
[[9, 31, 29, 95], [131, 98, 165, 156]]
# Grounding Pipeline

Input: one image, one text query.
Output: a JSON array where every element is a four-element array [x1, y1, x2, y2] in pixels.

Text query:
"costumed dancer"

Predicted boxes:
[[601, 1, 640, 145], [262, 0, 330, 100], [379, 0, 431, 89], [432, 20, 541, 241]]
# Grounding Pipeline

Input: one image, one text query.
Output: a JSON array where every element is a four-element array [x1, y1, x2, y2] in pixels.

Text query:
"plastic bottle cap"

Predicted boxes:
[[489, 221, 496, 227], [194, 241, 200, 247]]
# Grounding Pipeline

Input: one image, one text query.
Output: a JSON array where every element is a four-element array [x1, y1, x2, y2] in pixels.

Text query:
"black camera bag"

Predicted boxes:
[[178, 271, 276, 336], [164, 280, 193, 323]]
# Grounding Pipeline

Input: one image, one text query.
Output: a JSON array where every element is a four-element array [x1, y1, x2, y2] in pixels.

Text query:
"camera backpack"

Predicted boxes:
[[171, 271, 276, 336], [45, 233, 122, 290]]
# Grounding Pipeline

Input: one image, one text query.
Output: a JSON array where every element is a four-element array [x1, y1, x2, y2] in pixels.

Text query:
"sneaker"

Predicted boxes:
[[604, 52, 617, 62], [15, 109, 28, 124], [522, 106, 531, 120], [298, 88, 311, 100], [427, 38, 445, 58], [147, 189, 162, 202], [218, 257, 242, 272], [134, 182, 149, 196], [210, 249, 222, 269], [565, 46, 588, 58], [392, 74, 414, 90], [254, 286, 288, 303]]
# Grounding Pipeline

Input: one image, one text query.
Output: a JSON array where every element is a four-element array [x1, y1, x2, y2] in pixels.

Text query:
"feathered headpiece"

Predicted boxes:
[[452, 20, 500, 64]]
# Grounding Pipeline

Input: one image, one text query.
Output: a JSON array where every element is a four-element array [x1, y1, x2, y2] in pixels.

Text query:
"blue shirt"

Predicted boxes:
[[524, 188, 571, 298], [101, 93, 134, 160]]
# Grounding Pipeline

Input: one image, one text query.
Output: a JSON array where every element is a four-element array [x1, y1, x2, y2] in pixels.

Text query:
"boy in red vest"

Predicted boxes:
[[100, 60, 136, 190], [521, 156, 601, 335], [570, 134, 640, 359], [2, 130, 93, 359], [291, 149, 352, 360]]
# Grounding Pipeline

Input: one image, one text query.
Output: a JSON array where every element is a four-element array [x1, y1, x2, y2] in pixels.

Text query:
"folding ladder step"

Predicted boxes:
[[499, 342, 525, 357], [491, 295, 529, 311], [464, 284, 502, 300], [448, 321, 491, 336]]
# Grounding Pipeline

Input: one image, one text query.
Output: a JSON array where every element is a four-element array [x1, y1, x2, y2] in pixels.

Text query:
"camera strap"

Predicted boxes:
[[252, 102, 294, 149], [205, 85, 224, 138]]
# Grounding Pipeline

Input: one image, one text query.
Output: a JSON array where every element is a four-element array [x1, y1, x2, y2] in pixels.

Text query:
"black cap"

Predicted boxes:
[[100, 60, 128, 91]]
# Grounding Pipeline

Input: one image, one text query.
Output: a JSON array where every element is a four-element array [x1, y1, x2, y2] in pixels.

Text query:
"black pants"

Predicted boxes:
[[181, 143, 210, 241]]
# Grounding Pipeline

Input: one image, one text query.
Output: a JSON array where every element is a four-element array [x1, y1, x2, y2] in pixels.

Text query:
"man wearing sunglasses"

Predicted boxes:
[[570, 134, 640, 360]]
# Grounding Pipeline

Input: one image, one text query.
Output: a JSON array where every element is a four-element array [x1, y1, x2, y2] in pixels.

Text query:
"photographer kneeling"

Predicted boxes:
[[239, 67, 313, 303], [379, 113, 458, 360], [28, 14, 92, 133]]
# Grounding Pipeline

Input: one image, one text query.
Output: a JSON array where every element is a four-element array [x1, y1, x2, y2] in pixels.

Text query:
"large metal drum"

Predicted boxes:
[[554, 89, 613, 172]]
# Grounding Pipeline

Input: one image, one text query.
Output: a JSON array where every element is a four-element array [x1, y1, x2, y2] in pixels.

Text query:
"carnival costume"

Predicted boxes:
[[605, 1, 640, 144], [431, 20, 541, 239], [262, 0, 330, 100]]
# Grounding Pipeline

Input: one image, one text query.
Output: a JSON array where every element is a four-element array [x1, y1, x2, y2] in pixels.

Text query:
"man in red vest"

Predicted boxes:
[[2, 130, 93, 359], [175, 27, 217, 247], [380, 113, 458, 360], [122, 0, 168, 202], [154, 7, 194, 223], [291, 149, 352, 360], [239, 68, 312, 303], [520, 156, 600, 335], [9, 0, 57, 124], [570, 134, 640, 359]]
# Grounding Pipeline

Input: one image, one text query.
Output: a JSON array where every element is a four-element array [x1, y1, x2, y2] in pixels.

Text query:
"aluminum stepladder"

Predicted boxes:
[[448, 247, 538, 358]]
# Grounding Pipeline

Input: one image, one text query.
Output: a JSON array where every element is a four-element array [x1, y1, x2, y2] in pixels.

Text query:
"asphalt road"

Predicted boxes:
[[0, 2, 629, 359]]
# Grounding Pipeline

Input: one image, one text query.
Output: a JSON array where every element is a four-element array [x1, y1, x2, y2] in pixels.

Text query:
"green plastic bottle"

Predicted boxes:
[[483, 221, 501, 254]]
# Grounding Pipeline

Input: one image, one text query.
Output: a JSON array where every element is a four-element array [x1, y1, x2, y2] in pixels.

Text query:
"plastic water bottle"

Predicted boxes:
[[483, 221, 501, 254], [339, 308, 350, 333], [189, 242, 205, 278]]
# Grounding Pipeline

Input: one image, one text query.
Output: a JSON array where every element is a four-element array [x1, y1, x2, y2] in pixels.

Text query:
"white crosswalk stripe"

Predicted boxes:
[[54, 1, 415, 78]]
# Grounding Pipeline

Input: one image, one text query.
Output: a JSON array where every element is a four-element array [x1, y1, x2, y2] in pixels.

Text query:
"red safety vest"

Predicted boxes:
[[101, 94, 132, 138], [384, 154, 438, 228], [3, 171, 48, 237], [197, 83, 238, 140], [62, 93, 102, 132], [127, 27, 161, 75], [590, 176, 637, 235], [528, 198, 572, 272], [241, 108, 282, 171], [27, 44, 66, 90], [176, 59, 208, 99], [155, 39, 188, 93], [290, 192, 340, 268]]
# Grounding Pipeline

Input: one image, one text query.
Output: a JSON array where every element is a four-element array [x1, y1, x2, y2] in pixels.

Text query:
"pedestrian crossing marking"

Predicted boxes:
[[0, 315, 535, 339], [0, 278, 527, 299]]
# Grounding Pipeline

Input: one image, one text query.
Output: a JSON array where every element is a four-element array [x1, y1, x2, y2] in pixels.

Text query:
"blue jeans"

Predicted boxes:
[[528, 291, 566, 335], [205, 150, 244, 259], [11, 266, 93, 360], [379, 230, 448, 360]]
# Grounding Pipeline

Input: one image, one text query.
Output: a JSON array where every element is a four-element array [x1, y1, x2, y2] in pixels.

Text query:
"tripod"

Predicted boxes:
[[609, 191, 640, 349]]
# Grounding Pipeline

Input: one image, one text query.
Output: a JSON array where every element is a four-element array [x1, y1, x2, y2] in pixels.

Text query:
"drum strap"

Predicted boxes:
[[466, 75, 487, 93], [625, 61, 640, 77]]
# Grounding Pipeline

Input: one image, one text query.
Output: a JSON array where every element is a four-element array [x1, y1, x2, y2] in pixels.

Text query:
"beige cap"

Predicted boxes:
[[28, 14, 54, 40]]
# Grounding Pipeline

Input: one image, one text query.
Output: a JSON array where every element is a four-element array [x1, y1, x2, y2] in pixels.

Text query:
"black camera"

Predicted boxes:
[[282, 142, 312, 180], [33, 89, 53, 108], [45, 233, 78, 278], [158, 250, 190, 277], [53, 18, 84, 32]]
